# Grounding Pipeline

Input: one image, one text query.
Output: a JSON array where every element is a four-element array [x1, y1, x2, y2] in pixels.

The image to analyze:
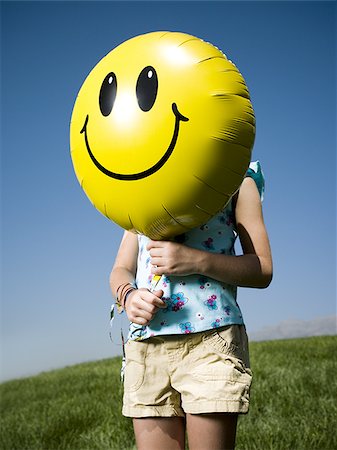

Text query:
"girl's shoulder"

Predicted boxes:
[[232, 160, 265, 211], [245, 160, 265, 201]]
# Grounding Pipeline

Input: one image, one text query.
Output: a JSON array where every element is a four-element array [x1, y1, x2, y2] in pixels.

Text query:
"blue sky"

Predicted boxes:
[[1, 1, 336, 381]]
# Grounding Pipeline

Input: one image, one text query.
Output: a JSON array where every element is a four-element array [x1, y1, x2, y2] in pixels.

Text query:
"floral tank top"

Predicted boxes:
[[127, 161, 264, 341]]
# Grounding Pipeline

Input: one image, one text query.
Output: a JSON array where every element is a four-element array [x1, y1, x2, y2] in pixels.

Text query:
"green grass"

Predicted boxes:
[[1, 336, 336, 450]]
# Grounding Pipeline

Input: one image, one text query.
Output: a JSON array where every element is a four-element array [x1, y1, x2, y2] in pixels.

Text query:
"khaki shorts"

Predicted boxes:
[[122, 325, 252, 417]]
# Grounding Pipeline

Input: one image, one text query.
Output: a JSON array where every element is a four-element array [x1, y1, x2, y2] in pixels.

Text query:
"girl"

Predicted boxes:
[[110, 161, 273, 450]]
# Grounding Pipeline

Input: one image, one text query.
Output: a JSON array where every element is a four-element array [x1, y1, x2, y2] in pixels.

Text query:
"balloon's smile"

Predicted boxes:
[[80, 103, 189, 181]]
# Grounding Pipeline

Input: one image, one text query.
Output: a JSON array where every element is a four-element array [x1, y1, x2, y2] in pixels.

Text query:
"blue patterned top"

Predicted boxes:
[[127, 161, 264, 341]]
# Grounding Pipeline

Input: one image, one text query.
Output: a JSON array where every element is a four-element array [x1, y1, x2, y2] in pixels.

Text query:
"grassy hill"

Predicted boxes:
[[1, 336, 336, 450]]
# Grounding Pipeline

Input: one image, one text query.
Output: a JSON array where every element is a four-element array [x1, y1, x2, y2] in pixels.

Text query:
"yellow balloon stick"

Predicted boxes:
[[150, 274, 162, 292]]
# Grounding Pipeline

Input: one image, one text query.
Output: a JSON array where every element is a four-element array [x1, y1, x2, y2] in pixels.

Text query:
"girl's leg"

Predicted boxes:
[[186, 412, 238, 450], [133, 416, 186, 450]]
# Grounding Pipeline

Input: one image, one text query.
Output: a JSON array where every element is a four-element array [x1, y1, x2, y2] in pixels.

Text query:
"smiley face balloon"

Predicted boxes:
[[70, 31, 255, 239]]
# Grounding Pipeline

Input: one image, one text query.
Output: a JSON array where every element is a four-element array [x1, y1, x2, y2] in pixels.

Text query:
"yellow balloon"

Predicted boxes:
[[70, 31, 255, 239]]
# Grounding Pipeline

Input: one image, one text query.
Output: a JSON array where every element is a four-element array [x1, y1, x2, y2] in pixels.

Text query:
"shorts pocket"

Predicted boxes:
[[124, 340, 148, 392], [201, 325, 251, 376]]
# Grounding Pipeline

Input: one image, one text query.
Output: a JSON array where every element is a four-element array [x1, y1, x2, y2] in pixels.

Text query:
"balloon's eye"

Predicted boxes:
[[99, 72, 117, 116], [136, 66, 158, 112]]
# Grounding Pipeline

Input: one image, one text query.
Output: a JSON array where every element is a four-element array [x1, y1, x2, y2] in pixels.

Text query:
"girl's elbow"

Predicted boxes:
[[258, 256, 273, 288], [259, 271, 273, 289]]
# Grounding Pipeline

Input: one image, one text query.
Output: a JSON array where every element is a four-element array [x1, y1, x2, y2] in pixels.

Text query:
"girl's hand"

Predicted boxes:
[[147, 240, 199, 276], [125, 288, 166, 326]]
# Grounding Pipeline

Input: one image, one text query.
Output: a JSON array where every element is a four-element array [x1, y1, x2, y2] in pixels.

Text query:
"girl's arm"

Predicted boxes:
[[110, 231, 166, 325], [147, 177, 273, 289], [109, 230, 139, 299]]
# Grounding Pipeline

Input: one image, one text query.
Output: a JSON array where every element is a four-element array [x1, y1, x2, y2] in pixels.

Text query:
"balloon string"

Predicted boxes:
[[109, 304, 123, 348]]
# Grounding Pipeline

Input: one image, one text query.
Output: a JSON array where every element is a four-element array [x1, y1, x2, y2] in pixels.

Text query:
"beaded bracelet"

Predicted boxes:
[[119, 284, 135, 306], [116, 282, 129, 299], [116, 282, 137, 313], [115, 284, 126, 312], [120, 286, 136, 313], [123, 287, 136, 309]]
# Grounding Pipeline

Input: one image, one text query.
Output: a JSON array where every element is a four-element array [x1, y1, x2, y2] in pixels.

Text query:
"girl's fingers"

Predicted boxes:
[[151, 265, 166, 276], [150, 257, 162, 266], [133, 316, 149, 326], [153, 297, 166, 308], [153, 289, 164, 297], [138, 298, 157, 314], [146, 240, 158, 251], [141, 291, 167, 310], [148, 248, 162, 257], [147, 240, 168, 251], [128, 289, 166, 325], [134, 307, 153, 321]]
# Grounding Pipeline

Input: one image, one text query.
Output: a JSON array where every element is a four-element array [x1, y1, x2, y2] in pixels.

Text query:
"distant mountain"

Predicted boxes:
[[249, 315, 337, 341]]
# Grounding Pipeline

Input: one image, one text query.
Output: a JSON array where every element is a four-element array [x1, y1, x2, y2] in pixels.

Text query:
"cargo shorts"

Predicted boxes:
[[122, 325, 252, 417]]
